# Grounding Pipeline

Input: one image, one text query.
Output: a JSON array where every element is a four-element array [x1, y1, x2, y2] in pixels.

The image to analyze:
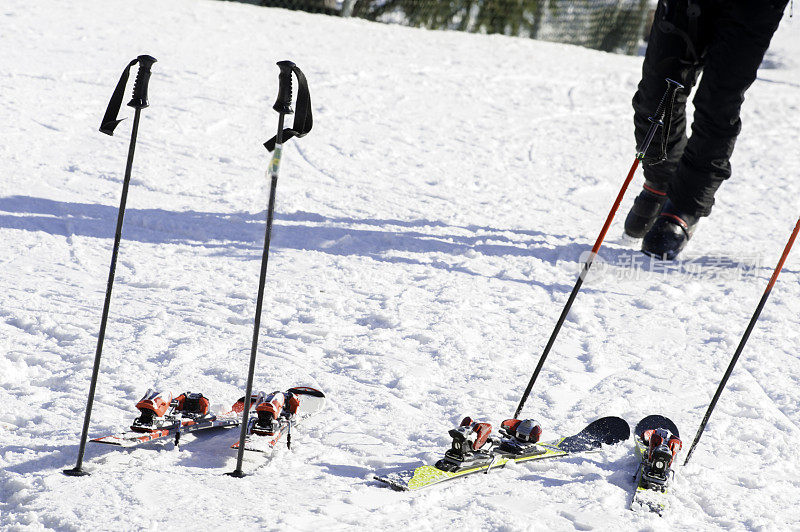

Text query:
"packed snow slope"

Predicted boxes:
[[2, 0, 799, 529]]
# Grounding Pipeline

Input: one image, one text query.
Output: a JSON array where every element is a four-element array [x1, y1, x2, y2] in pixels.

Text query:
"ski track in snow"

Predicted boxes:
[[1, 0, 799, 530]]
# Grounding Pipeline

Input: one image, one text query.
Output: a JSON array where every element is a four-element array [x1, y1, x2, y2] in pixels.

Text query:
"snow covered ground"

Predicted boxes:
[[1, 0, 799, 529]]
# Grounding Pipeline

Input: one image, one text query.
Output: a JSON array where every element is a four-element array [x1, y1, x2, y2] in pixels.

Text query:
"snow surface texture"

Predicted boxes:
[[1, 0, 799, 530]]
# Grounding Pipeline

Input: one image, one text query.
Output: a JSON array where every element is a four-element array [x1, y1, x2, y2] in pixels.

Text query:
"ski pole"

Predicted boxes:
[[64, 55, 157, 477], [684, 216, 800, 465], [514, 78, 683, 419], [228, 61, 312, 478]]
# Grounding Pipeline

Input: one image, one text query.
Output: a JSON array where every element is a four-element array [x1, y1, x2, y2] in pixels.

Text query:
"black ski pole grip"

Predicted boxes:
[[649, 78, 683, 124], [128, 55, 157, 109], [273, 60, 295, 115]]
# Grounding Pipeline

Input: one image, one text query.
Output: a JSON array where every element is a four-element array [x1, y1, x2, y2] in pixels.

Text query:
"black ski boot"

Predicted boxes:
[[641, 200, 698, 260], [624, 181, 668, 238]]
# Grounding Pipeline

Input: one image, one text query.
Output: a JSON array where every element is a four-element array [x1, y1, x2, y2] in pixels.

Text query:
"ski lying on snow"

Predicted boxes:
[[630, 415, 681, 515], [375, 416, 630, 491], [91, 415, 239, 447], [231, 386, 326, 454], [91, 390, 240, 448]]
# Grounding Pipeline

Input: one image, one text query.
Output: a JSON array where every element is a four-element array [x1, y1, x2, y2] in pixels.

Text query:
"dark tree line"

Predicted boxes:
[[246, 0, 651, 55], [351, 0, 558, 38]]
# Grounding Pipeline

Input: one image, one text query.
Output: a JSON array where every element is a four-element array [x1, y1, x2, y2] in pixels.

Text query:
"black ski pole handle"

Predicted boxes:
[[649, 78, 683, 124], [273, 60, 296, 115], [128, 55, 157, 110]]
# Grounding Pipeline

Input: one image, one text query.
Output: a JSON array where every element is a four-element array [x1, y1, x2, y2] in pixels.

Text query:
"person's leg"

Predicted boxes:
[[669, 1, 786, 217], [642, 1, 786, 259], [633, 0, 706, 186], [627, 0, 705, 237]]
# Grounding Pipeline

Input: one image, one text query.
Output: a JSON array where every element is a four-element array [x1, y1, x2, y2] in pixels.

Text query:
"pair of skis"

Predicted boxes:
[[91, 387, 325, 455], [375, 414, 681, 516], [64, 59, 314, 477], [375, 416, 629, 491], [231, 387, 326, 453], [370, 80, 685, 510], [91, 390, 240, 448]]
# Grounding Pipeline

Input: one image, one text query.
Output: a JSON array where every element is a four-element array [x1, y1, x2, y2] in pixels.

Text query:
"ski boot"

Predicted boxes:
[[131, 389, 173, 431], [640, 428, 682, 490], [642, 200, 698, 260], [624, 181, 668, 238], [173, 392, 210, 419], [437, 417, 496, 472]]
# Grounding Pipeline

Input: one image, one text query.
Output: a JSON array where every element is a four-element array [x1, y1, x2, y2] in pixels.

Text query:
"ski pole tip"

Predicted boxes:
[[62, 467, 90, 477]]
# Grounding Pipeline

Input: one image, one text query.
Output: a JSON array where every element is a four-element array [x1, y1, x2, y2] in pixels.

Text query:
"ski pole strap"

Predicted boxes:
[[638, 78, 682, 162], [264, 63, 313, 152], [99, 55, 157, 136], [658, 87, 677, 162], [99, 58, 138, 136]]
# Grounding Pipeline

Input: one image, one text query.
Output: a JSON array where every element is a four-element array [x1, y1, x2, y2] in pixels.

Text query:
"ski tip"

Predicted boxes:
[[583, 416, 631, 444], [287, 386, 325, 399], [557, 416, 630, 453]]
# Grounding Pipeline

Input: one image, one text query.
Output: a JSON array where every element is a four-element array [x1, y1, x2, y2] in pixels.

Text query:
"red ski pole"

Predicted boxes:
[[684, 216, 800, 465], [514, 78, 683, 418]]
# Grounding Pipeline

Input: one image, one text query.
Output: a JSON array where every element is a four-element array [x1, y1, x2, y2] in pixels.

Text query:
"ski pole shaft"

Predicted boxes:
[[514, 158, 638, 418], [229, 61, 295, 478], [514, 79, 682, 419], [684, 216, 800, 465], [65, 56, 155, 477], [74, 109, 139, 470]]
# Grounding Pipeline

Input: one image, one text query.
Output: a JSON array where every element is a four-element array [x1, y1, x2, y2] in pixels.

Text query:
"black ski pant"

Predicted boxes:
[[633, 0, 786, 218]]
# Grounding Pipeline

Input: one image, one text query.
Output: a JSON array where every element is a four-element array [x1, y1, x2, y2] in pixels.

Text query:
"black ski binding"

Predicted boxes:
[[437, 417, 497, 472]]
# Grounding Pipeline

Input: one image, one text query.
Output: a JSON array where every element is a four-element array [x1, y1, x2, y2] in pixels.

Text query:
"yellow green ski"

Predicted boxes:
[[630, 415, 680, 515], [375, 416, 630, 491]]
